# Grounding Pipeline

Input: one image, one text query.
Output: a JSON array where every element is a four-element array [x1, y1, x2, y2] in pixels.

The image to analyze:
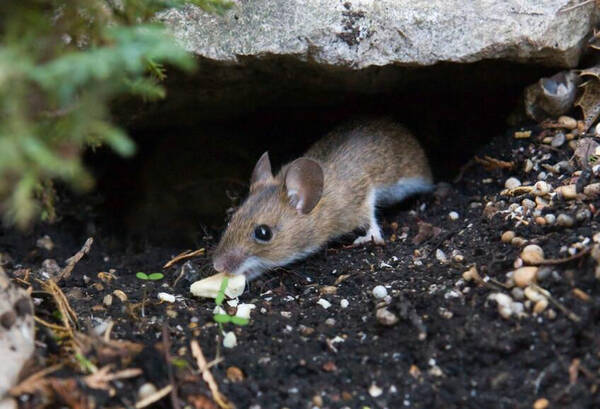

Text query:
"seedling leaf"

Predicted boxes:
[[214, 314, 232, 324], [148, 272, 164, 280], [230, 316, 249, 326], [136, 272, 149, 280], [215, 276, 229, 306]]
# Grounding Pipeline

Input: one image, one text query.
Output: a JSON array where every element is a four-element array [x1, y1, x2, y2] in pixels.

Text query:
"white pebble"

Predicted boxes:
[[544, 214, 556, 225], [235, 303, 256, 319], [157, 292, 175, 303], [448, 211, 459, 220], [505, 177, 521, 189], [372, 285, 388, 299], [317, 298, 332, 309], [340, 299, 349, 308], [223, 331, 237, 348], [435, 249, 448, 263], [138, 383, 158, 401], [369, 383, 383, 397]]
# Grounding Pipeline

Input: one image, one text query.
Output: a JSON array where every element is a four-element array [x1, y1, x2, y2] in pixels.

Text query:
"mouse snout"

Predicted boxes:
[[213, 248, 246, 274]]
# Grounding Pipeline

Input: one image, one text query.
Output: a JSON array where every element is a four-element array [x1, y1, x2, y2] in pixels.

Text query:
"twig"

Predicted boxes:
[[559, 0, 595, 13], [536, 247, 591, 265], [163, 248, 205, 269], [531, 283, 581, 322], [9, 363, 63, 395], [34, 316, 70, 332], [56, 237, 93, 282], [134, 384, 173, 409], [190, 340, 234, 409], [162, 325, 180, 409]]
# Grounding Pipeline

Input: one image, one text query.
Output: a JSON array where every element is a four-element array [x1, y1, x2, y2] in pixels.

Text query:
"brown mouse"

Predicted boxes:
[[212, 118, 433, 279]]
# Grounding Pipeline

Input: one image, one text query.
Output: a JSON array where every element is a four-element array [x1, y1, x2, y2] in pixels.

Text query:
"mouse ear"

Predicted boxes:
[[250, 151, 274, 192], [284, 158, 324, 214]]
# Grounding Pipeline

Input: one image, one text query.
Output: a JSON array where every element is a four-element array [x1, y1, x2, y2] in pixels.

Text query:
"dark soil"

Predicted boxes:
[[2, 126, 600, 409]]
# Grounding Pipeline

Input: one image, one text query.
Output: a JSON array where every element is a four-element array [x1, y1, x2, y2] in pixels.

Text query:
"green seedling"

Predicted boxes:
[[136, 272, 164, 281], [213, 276, 249, 327], [75, 352, 97, 374]]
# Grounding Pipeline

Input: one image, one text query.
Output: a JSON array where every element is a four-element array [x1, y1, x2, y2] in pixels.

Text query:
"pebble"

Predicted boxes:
[[521, 245, 544, 265], [369, 383, 383, 398], [551, 131, 566, 147], [514, 267, 538, 287], [524, 159, 533, 173], [320, 285, 337, 295], [505, 177, 521, 189], [532, 181, 551, 196], [511, 287, 524, 300], [376, 307, 399, 326], [448, 211, 459, 220], [557, 213, 574, 227], [584, 182, 600, 198], [103, 294, 113, 307], [487, 293, 515, 319], [576, 208, 591, 222], [340, 299, 349, 308], [524, 286, 546, 302], [533, 298, 548, 314], [317, 298, 332, 309], [226, 366, 245, 382], [521, 199, 536, 209], [558, 115, 577, 129], [556, 184, 577, 199], [372, 285, 388, 299], [435, 249, 448, 264], [157, 292, 175, 303], [535, 216, 546, 225], [236, 303, 256, 319], [36, 235, 54, 251], [544, 214, 556, 225], [137, 383, 158, 401], [112, 289, 128, 302], [501, 231, 515, 243], [223, 331, 237, 348], [511, 237, 528, 247], [533, 398, 549, 409]]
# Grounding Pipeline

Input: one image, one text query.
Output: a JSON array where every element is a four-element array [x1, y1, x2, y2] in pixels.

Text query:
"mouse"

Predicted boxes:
[[212, 118, 433, 280]]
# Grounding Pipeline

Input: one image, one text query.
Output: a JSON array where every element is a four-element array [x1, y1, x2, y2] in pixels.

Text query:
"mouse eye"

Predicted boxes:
[[253, 224, 272, 243]]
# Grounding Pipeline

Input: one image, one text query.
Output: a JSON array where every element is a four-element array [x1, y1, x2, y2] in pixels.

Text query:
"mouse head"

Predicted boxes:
[[213, 152, 324, 279]]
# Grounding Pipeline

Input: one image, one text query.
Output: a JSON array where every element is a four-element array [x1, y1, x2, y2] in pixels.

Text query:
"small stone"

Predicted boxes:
[[488, 293, 514, 319], [505, 177, 521, 189], [112, 290, 127, 302], [511, 237, 528, 247], [546, 309, 557, 320], [320, 285, 337, 295], [537, 171, 547, 181], [524, 159, 533, 173], [514, 267, 539, 287], [521, 245, 544, 265], [536, 267, 552, 281], [501, 231, 515, 243], [235, 303, 256, 319], [435, 249, 448, 264], [556, 184, 577, 199], [317, 298, 331, 309], [226, 366, 244, 382], [542, 136, 553, 144], [535, 216, 546, 225], [522, 199, 536, 209], [576, 208, 591, 222], [511, 287, 524, 300], [324, 318, 336, 326], [138, 383, 158, 401], [532, 181, 552, 196], [462, 266, 479, 281], [280, 311, 292, 318], [533, 298, 548, 314], [340, 299, 349, 308], [584, 183, 600, 198], [369, 383, 383, 398], [533, 397, 549, 409], [40, 259, 61, 276], [524, 286, 546, 302], [372, 285, 388, 299], [103, 294, 113, 307], [36, 235, 54, 251], [558, 116, 577, 129], [594, 232, 600, 243], [557, 213, 574, 227], [448, 211, 459, 220], [312, 395, 324, 407], [551, 131, 566, 147], [157, 292, 175, 303], [223, 331, 237, 348], [572, 288, 591, 302], [376, 307, 399, 326], [544, 214, 556, 225]]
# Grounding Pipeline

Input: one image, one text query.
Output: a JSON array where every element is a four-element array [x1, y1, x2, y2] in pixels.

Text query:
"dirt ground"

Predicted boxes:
[[2, 123, 600, 409]]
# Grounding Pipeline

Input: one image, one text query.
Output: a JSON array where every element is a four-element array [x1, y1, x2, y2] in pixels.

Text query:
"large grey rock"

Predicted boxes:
[[160, 0, 597, 69]]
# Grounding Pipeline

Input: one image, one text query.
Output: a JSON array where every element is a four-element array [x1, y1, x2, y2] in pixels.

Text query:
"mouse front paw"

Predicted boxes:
[[352, 225, 385, 246]]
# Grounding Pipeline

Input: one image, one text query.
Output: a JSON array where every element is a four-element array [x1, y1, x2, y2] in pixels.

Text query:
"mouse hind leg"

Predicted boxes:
[[353, 177, 433, 246], [353, 189, 385, 246]]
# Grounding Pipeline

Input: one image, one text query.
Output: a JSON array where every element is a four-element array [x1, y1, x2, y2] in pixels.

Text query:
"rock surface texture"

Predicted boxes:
[[0, 270, 34, 397], [160, 0, 597, 69]]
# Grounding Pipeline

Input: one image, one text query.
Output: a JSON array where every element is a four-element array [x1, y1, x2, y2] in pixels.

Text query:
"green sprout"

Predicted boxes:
[[136, 272, 164, 281], [213, 276, 249, 327]]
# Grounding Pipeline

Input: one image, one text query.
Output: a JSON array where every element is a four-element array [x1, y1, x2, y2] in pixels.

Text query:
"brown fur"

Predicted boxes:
[[213, 118, 432, 276]]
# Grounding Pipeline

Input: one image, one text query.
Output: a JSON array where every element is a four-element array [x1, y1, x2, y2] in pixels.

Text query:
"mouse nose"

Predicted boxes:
[[213, 249, 245, 274]]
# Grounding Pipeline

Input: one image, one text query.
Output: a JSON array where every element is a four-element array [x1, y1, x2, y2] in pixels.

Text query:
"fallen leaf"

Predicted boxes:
[[575, 79, 600, 131]]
